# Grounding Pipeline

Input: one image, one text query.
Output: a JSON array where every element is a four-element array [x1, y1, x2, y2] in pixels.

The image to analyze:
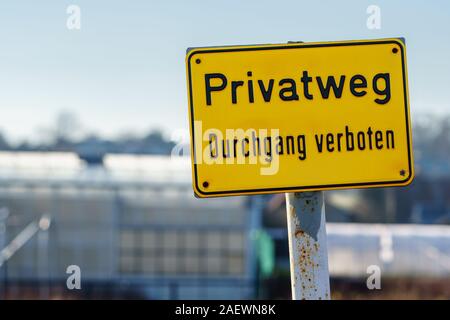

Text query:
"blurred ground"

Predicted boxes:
[[263, 276, 450, 300]]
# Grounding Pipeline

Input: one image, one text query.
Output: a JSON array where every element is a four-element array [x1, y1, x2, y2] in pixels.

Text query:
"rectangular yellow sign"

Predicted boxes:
[[186, 38, 414, 198]]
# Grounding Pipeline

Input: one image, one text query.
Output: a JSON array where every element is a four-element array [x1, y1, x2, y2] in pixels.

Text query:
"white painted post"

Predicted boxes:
[[285, 191, 330, 300]]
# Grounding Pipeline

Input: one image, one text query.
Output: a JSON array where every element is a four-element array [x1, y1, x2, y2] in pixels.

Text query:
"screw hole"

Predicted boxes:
[[195, 58, 201, 64], [202, 181, 209, 188], [392, 47, 398, 54]]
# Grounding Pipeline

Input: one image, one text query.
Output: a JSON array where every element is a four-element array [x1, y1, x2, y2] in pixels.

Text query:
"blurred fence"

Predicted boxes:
[[0, 152, 449, 299]]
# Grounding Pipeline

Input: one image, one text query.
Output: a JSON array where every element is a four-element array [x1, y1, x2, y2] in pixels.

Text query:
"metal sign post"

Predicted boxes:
[[285, 191, 330, 300]]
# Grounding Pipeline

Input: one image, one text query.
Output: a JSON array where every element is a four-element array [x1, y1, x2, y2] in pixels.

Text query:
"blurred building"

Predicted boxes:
[[0, 152, 259, 299]]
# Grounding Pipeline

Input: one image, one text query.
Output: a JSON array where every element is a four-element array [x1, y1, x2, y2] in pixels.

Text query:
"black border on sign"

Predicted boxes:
[[187, 40, 413, 197]]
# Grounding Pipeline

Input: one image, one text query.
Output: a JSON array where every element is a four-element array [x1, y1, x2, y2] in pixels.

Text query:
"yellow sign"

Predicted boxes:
[[186, 38, 414, 198]]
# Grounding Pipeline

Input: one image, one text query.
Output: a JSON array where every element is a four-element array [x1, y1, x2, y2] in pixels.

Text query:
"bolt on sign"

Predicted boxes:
[[186, 38, 414, 198]]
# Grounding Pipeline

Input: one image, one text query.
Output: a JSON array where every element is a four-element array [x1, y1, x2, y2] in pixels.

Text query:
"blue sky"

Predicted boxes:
[[0, 0, 449, 143]]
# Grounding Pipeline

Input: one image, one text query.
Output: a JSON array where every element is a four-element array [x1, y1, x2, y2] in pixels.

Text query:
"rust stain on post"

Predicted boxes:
[[286, 192, 331, 300], [294, 230, 304, 237]]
